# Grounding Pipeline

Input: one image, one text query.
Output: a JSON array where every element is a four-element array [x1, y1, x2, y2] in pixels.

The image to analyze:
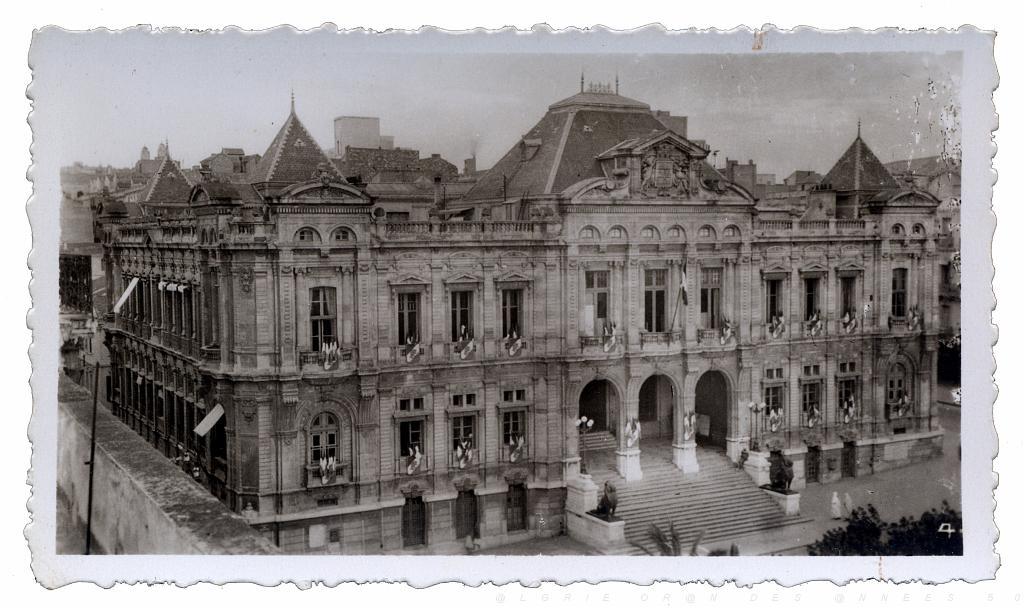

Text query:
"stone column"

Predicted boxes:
[[616, 376, 642, 482], [673, 370, 700, 474]]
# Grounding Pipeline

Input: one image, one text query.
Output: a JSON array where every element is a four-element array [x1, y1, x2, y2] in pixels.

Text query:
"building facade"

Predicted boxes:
[[96, 87, 946, 554]]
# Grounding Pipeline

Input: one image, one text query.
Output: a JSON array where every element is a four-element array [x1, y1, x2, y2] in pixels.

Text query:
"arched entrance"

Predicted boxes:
[[638, 375, 674, 439], [694, 371, 730, 448], [578, 379, 620, 435]]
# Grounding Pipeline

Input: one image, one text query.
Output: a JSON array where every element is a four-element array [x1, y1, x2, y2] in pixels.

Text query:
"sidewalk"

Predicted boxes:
[[704, 403, 961, 555]]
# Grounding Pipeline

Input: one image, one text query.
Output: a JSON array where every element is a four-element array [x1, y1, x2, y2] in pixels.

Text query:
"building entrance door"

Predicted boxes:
[[579, 380, 616, 433], [694, 371, 729, 448], [638, 374, 674, 439]]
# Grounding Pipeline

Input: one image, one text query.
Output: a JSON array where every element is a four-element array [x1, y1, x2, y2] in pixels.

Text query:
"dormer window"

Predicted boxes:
[[641, 226, 659, 239], [912, 223, 925, 236], [332, 227, 352, 242], [698, 225, 715, 240], [723, 225, 740, 238], [608, 226, 625, 239], [667, 226, 684, 239], [580, 226, 598, 240], [891, 223, 906, 236]]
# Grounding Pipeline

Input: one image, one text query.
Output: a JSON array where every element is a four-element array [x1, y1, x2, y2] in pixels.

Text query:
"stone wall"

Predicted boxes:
[[57, 374, 279, 555]]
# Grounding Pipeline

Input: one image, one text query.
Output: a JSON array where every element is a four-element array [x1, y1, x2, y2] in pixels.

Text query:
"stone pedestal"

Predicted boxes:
[[742, 450, 771, 486], [565, 474, 599, 515], [672, 441, 700, 474], [763, 488, 801, 515], [615, 447, 643, 481], [565, 475, 626, 551], [562, 456, 581, 481]]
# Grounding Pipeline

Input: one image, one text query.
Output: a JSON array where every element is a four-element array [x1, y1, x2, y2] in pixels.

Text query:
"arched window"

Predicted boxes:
[[891, 223, 906, 236], [667, 226, 684, 239], [912, 223, 925, 236], [641, 225, 659, 239], [608, 226, 625, 239], [296, 227, 322, 243], [580, 226, 599, 240], [723, 225, 740, 238], [310, 412, 339, 465], [698, 225, 715, 240], [332, 227, 353, 242]]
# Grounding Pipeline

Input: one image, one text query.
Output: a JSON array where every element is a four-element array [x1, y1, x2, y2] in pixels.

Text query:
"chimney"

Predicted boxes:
[[464, 157, 476, 175], [431, 153, 441, 159], [433, 175, 443, 209]]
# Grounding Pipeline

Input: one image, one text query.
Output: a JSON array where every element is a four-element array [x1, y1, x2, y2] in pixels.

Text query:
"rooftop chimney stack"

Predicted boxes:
[[464, 157, 477, 175]]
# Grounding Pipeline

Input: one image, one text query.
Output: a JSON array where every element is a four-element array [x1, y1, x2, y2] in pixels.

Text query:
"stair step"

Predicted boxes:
[[586, 444, 809, 555]]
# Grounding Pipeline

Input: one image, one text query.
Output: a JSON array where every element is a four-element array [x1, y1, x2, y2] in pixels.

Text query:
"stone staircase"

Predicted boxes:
[[579, 430, 618, 452], [587, 443, 812, 555]]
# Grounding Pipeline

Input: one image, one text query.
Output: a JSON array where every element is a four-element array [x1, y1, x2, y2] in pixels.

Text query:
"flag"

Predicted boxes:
[[680, 261, 689, 306], [112, 277, 139, 314], [194, 403, 225, 437]]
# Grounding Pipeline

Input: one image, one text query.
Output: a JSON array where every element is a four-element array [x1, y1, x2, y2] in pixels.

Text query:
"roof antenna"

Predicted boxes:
[[857, 118, 861, 138], [581, 71, 586, 93], [615, 73, 619, 95]]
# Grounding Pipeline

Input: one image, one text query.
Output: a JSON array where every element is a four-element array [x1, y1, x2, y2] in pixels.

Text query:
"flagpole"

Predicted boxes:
[[84, 360, 100, 555]]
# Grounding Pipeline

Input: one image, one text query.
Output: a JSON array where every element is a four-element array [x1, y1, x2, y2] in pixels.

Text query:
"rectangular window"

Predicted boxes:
[[700, 268, 722, 329], [399, 419, 424, 456], [310, 286, 337, 351], [501, 288, 523, 338], [584, 271, 610, 334], [765, 279, 782, 320], [450, 290, 474, 342], [764, 385, 783, 409], [941, 264, 951, 287], [387, 211, 411, 223], [804, 277, 820, 321], [502, 410, 526, 445], [452, 415, 476, 451], [841, 276, 856, 318], [801, 382, 821, 415], [891, 268, 908, 318], [451, 393, 476, 407], [397, 292, 420, 345], [802, 364, 821, 377], [838, 377, 859, 405], [399, 397, 424, 412], [644, 269, 667, 332]]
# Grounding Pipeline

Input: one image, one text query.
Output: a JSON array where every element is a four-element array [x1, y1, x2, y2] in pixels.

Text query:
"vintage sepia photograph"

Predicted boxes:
[[27, 25, 997, 585]]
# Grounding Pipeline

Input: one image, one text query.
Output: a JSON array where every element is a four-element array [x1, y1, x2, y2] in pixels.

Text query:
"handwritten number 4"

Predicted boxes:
[[938, 523, 963, 537]]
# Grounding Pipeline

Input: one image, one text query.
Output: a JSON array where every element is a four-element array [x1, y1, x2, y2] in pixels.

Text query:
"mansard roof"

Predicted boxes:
[[464, 91, 675, 201], [252, 107, 347, 186], [821, 133, 899, 192]]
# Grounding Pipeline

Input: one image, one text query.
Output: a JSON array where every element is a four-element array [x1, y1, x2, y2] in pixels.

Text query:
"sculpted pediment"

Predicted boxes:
[[389, 273, 430, 287]]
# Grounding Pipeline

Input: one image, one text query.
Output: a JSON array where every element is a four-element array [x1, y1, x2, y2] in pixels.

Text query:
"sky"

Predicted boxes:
[[30, 29, 962, 178]]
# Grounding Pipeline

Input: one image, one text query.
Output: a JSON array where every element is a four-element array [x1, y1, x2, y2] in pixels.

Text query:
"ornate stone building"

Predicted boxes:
[[97, 87, 945, 554]]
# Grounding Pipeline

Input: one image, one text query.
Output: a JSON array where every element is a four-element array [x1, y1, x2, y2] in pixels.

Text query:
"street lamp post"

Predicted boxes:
[[575, 415, 595, 475]]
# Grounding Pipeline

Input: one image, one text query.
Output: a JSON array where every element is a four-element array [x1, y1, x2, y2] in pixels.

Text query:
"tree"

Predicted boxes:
[[808, 501, 962, 556]]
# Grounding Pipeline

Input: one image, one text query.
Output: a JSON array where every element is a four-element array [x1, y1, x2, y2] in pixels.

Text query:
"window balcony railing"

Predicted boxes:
[[380, 220, 551, 241], [640, 330, 684, 348], [304, 462, 351, 488], [299, 347, 355, 371], [395, 454, 430, 476]]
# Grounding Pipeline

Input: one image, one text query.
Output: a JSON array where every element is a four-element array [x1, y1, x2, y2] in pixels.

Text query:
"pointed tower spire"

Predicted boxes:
[[615, 73, 619, 95], [290, 88, 296, 114], [580, 71, 584, 93], [857, 118, 861, 139]]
